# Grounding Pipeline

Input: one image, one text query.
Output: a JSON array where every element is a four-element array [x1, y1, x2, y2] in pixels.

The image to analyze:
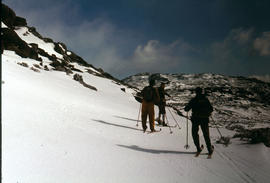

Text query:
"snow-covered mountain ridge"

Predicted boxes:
[[123, 73, 270, 132], [1, 3, 129, 88]]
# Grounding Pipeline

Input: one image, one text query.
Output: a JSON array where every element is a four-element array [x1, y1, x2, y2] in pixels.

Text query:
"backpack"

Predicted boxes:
[[143, 86, 154, 102], [192, 96, 213, 118]]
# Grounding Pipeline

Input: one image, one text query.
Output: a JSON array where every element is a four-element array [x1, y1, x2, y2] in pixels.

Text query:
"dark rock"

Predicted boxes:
[[83, 82, 98, 91], [14, 16, 27, 26], [51, 54, 57, 60], [54, 43, 64, 55], [54, 42, 67, 55], [226, 124, 246, 132], [68, 51, 90, 67], [2, 28, 39, 60], [43, 38, 53, 43], [73, 74, 97, 91], [71, 67, 83, 73], [44, 65, 49, 71], [121, 88, 126, 92], [65, 68, 73, 75], [30, 66, 40, 73], [86, 69, 103, 77], [1, 4, 16, 28], [50, 60, 62, 68], [59, 42, 67, 51], [63, 55, 72, 63], [36, 47, 56, 62], [17, 62, 29, 67], [52, 65, 73, 75], [73, 73, 83, 82], [29, 43, 38, 51], [28, 27, 43, 39], [36, 57, 42, 61], [33, 64, 41, 69], [49, 59, 72, 74], [1, 38, 3, 54], [233, 128, 270, 147]]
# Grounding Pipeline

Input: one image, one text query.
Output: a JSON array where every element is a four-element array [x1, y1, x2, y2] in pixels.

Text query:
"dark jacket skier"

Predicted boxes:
[[157, 83, 171, 126], [141, 79, 160, 132], [184, 87, 214, 155]]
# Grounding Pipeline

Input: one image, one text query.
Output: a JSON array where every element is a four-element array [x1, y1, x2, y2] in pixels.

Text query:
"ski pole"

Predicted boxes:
[[167, 107, 181, 129], [165, 114, 173, 134], [136, 103, 142, 127], [211, 116, 226, 139], [184, 112, 190, 149], [210, 116, 231, 146], [210, 116, 223, 137]]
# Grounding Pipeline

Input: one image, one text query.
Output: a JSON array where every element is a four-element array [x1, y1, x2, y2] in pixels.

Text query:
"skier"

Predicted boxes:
[[157, 82, 171, 126], [184, 87, 214, 157], [141, 79, 160, 132]]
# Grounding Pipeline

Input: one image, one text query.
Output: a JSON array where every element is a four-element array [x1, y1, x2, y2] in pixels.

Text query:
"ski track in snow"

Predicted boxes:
[[2, 50, 270, 183], [216, 150, 255, 183]]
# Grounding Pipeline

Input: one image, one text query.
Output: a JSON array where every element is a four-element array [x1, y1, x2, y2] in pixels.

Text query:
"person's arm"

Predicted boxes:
[[184, 98, 194, 112], [206, 98, 213, 113], [137, 87, 145, 98]]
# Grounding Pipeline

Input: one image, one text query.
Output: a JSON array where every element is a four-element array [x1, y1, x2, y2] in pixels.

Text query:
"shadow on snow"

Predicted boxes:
[[117, 144, 196, 155], [91, 119, 142, 132], [113, 115, 141, 122]]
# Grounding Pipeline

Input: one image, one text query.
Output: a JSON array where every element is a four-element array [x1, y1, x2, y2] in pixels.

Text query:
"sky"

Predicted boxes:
[[3, 0, 270, 79]]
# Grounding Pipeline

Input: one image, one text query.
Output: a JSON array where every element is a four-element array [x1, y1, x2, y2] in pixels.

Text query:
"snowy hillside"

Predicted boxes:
[[123, 73, 270, 132], [3, 50, 270, 183], [2, 3, 270, 183]]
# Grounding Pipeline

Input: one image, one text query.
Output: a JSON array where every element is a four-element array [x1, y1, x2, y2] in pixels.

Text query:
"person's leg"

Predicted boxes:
[[162, 114, 165, 125], [191, 119, 201, 152], [200, 119, 213, 153], [157, 105, 162, 124], [160, 104, 166, 126], [141, 102, 148, 131], [149, 103, 155, 131]]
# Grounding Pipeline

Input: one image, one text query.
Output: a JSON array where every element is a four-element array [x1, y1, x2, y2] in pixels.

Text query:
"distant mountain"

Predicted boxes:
[[249, 75, 270, 83], [123, 73, 270, 131]]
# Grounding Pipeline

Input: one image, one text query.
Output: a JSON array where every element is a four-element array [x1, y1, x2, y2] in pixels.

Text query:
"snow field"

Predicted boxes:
[[2, 51, 270, 183]]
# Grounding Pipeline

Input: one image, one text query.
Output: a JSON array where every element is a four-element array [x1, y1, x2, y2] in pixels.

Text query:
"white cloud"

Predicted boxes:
[[210, 28, 254, 62], [231, 28, 254, 44], [131, 39, 196, 72], [254, 32, 270, 56]]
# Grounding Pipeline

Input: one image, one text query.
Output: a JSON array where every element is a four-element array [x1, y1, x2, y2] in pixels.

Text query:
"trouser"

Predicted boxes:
[[158, 103, 166, 124], [191, 117, 212, 153], [141, 101, 155, 131], [158, 102, 166, 115]]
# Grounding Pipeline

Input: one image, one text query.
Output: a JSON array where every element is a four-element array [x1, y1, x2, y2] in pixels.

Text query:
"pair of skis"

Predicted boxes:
[[145, 123, 177, 134], [143, 128, 162, 134], [194, 145, 214, 159]]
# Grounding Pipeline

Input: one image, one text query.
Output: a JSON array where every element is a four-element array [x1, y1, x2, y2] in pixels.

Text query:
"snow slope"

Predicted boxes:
[[2, 51, 270, 183], [15, 27, 63, 59]]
